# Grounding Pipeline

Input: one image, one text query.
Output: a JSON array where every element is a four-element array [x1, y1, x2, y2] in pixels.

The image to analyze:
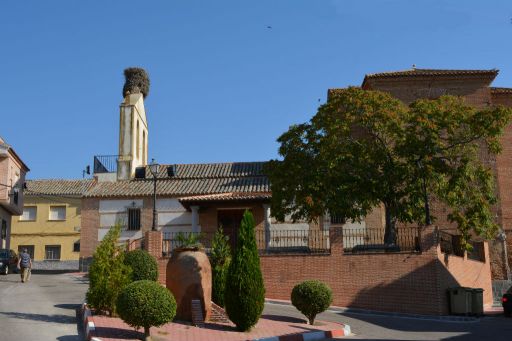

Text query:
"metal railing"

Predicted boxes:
[[93, 155, 119, 173], [162, 229, 331, 257], [343, 226, 420, 253], [439, 230, 485, 262]]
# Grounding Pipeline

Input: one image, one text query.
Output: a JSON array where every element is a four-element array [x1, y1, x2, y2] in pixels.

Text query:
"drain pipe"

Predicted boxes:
[[498, 230, 511, 281]]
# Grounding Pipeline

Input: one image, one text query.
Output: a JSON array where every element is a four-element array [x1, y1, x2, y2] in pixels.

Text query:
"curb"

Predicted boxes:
[[80, 303, 101, 341], [253, 325, 351, 341]]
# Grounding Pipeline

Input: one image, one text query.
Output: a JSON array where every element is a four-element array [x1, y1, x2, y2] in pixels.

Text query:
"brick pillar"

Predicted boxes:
[[329, 225, 343, 255], [145, 230, 163, 259], [420, 224, 438, 255]]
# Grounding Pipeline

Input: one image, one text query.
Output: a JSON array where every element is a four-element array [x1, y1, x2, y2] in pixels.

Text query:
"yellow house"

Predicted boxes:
[[10, 179, 93, 270]]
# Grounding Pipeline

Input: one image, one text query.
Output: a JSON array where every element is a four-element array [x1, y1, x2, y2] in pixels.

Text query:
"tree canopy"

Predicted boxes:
[[265, 87, 512, 248]]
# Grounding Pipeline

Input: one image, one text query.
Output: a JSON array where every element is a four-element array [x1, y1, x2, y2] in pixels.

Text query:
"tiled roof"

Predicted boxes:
[[25, 179, 94, 197], [362, 68, 498, 87], [84, 162, 270, 198], [491, 87, 512, 94], [179, 192, 272, 202]]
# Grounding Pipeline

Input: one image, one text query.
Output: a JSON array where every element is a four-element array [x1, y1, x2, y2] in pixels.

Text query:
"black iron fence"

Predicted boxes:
[[342, 226, 420, 253], [439, 230, 485, 262], [93, 155, 119, 173], [162, 229, 330, 257]]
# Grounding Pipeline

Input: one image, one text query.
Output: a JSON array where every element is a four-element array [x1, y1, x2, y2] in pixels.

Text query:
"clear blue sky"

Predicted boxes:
[[1, 0, 511, 179]]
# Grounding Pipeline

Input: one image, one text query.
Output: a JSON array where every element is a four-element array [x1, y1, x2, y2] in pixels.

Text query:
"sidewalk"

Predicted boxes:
[[86, 312, 350, 341]]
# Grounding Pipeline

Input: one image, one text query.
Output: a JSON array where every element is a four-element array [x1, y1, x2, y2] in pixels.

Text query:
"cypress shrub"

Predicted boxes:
[[86, 225, 132, 316], [117, 280, 177, 338], [123, 67, 150, 98], [124, 249, 159, 282], [291, 280, 332, 325], [210, 226, 231, 307], [224, 210, 265, 331]]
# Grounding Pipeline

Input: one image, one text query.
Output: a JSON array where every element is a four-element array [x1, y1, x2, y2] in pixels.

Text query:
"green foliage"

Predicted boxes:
[[265, 87, 512, 249], [116, 280, 177, 338], [210, 226, 231, 307], [123, 67, 150, 98], [225, 211, 265, 331], [291, 280, 333, 325], [86, 225, 132, 316], [174, 232, 203, 249], [124, 249, 158, 282]]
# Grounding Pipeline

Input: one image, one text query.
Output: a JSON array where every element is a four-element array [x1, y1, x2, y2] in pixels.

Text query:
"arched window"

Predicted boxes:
[[142, 131, 146, 163], [136, 120, 140, 159]]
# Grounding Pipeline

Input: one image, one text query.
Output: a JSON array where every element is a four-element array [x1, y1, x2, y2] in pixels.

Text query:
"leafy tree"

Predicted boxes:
[[86, 224, 132, 316], [174, 232, 203, 249], [291, 280, 332, 325], [210, 226, 231, 307], [224, 211, 265, 331], [117, 280, 177, 339], [266, 87, 512, 248], [124, 249, 158, 282]]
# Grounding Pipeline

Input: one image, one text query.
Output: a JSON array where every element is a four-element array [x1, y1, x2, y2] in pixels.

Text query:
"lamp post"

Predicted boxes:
[[149, 159, 159, 231]]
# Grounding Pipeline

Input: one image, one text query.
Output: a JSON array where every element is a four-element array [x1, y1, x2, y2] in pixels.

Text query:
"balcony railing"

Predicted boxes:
[[162, 229, 331, 257], [94, 155, 119, 174], [343, 226, 420, 253]]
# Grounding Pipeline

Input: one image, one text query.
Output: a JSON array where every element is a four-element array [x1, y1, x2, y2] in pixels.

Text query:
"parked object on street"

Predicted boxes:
[[0, 249, 18, 275], [503, 293, 512, 317], [447, 287, 473, 315]]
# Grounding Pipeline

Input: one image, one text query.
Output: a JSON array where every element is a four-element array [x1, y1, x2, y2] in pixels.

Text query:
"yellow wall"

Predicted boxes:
[[10, 196, 81, 261]]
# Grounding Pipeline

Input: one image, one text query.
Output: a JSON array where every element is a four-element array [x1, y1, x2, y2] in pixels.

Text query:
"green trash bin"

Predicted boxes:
[[471, 288, 484, 316], [447, 287, 472, 315]]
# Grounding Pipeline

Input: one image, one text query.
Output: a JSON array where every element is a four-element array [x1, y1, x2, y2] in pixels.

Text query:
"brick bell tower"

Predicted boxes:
[[117, 67, 150, 180]]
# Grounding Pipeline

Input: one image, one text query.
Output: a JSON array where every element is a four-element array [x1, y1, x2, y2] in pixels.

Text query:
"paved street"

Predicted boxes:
[[264, 302, 512, 341], [0, 272, 88, 341]]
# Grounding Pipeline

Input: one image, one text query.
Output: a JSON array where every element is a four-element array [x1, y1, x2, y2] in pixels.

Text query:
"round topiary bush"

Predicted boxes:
[[291, 280, 332, 325], [117, 280, 176, 338], [124, 249, 159, 282]]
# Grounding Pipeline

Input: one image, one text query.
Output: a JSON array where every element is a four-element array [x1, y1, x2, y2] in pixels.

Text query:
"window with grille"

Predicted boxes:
[[18, 245, 35, 260], [73, 240, 80, 252], [45, 245, 61, 260], [128, 208, 141, 230]]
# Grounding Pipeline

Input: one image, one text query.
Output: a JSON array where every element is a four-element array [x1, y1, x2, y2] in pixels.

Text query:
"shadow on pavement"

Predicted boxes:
[[55, 303, 81, 310], [94, 326, 144, 340], [0, 311, 76, 324], [56, 336, 81, 341]]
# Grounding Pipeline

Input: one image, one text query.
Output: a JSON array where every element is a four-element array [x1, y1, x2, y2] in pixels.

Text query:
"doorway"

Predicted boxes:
[[217, 209, 246, 250]]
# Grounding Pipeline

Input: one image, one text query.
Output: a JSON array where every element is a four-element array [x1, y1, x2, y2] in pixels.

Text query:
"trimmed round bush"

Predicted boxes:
[[117, 280, 176, 338], [124, 249, 158, 282], [291, 280, 333, 325]]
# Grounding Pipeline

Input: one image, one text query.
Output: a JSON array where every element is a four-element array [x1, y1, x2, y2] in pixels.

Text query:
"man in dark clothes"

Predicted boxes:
[[17, 248, 32, 283]]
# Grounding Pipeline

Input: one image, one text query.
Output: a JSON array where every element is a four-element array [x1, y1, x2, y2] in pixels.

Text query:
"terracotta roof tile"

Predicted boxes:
[[179, 192, 272, 202], [84, 162, 270, 198], [26, 179, 94, 197], [361, 68, 498, 88], [491, 87, 512, 94]]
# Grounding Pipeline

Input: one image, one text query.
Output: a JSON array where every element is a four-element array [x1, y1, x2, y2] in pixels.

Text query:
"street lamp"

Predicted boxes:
[[149, 159, 159, 231]]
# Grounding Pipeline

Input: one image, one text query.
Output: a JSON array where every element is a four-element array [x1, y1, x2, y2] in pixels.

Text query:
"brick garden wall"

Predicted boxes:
[[146, 225, 492, 316]]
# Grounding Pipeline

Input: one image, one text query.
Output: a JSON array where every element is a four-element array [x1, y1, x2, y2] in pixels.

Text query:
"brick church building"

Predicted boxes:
[[76, 68, 512, 314]]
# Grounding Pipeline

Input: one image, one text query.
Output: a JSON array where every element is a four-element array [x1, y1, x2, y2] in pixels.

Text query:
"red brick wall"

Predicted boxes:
[[260, 226, 491, 315]]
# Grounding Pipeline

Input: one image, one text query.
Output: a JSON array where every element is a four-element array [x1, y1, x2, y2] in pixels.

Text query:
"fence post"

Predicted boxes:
[[329, 226, 343, 255], [145, 230, 163, 259]]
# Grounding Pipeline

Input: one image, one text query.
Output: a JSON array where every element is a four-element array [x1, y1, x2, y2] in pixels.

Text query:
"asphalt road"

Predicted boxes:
[[0, 272, 88, 341], [264, 302, 512, 341]]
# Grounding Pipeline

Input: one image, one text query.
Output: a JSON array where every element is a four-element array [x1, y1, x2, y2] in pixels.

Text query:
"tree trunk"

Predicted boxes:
[[144, 326, 150, 339], [308, 315, 315, 325], [384, 204, 397, 245]]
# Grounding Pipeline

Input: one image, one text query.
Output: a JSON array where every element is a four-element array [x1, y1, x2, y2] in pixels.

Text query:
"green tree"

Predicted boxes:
[[210, 226, 231, 307], [86, 224, 132, 316], [266, 87, 512, 248], [224, 211, 265, 331], [291, 280, 332, 325], [117, 280, 176, 339], [124, 249, 159, 282]]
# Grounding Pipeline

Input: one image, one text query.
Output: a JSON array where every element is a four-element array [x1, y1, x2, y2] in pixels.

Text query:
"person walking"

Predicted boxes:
[[17, 248, 32, 283]]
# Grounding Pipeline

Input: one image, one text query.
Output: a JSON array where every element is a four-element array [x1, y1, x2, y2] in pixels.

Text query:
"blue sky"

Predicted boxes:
[[1, 0, 511, 179]]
